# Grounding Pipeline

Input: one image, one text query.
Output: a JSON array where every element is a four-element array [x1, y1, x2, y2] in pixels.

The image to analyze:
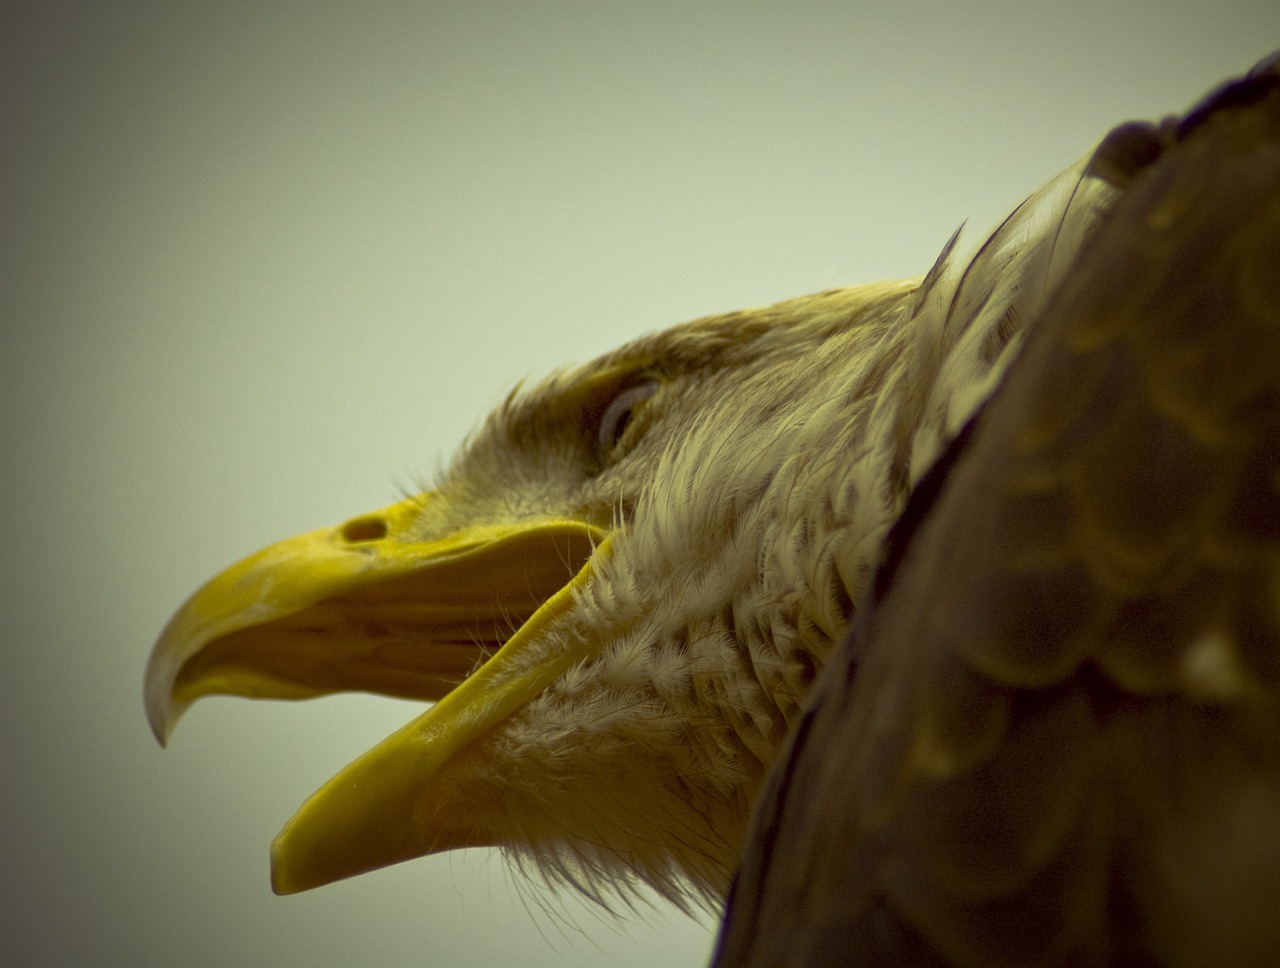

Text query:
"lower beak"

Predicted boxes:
[[143, 493, 609, 893]]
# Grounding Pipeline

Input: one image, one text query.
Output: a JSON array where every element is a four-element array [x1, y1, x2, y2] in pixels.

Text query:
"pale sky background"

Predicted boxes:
[[3, 3, 1276, 967]]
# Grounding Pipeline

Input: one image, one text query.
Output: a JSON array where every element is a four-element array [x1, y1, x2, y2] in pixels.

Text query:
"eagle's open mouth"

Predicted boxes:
[[143, 493, 609, 893]]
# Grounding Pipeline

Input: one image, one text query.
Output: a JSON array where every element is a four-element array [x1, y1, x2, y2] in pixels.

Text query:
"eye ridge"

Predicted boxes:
[[597, 379, 659, 453]]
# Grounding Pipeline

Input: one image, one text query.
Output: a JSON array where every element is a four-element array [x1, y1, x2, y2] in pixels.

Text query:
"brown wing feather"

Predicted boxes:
[[714, 60, 1280, 968]]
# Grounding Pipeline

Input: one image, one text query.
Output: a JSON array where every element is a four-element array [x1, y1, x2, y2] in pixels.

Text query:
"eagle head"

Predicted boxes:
[[144, 280, 922, 906]]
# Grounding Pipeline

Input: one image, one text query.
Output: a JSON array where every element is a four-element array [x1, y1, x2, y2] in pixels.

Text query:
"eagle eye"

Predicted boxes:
[[597, 379, 658, 453]]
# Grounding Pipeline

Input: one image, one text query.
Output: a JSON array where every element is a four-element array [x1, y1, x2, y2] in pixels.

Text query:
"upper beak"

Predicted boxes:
[[144, 493, 609, 893]]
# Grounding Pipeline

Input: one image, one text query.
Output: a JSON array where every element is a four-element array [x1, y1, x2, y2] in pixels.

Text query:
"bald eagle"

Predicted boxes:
[[146, 59, 1280, 963], [713, 59, 1280, 968]]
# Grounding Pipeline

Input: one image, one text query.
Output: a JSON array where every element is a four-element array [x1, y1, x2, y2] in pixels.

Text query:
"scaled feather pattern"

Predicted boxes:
[[144, 54, 1280, 966], [714, 55, 1280, 967]]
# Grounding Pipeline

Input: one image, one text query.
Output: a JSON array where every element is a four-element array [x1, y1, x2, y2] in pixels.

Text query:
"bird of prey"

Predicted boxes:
[[714, 61, 1280, 967], [145, 58, 1279, 964]]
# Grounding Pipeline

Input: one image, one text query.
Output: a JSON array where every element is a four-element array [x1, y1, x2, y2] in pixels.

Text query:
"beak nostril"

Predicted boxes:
[[340, 516, 388, 543]]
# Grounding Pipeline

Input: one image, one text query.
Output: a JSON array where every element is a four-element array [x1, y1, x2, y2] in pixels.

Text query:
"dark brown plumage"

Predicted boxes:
[[713, 56, 1280, 968], [143, 54, 1280, 968]]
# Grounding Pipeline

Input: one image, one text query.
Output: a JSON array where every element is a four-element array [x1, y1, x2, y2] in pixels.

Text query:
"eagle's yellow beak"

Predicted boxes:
[[143, 493, 609, 894]]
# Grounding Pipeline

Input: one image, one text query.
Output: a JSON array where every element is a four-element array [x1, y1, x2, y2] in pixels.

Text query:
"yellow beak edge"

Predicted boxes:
[[143, 493, 609, 893]]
